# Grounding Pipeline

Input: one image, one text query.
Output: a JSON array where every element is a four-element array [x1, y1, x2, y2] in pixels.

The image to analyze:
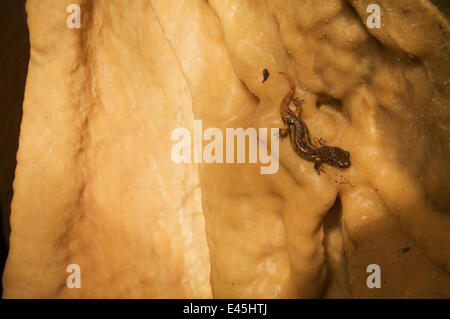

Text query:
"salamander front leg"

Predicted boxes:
[[314, 159, 325, 175]]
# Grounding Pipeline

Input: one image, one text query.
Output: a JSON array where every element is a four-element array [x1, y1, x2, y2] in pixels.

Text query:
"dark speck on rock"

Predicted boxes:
[[262, 68, 269, 83]]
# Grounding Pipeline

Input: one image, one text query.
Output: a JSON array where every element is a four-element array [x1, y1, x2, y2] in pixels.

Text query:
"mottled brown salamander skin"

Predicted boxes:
[[279, 72, 351, 174]]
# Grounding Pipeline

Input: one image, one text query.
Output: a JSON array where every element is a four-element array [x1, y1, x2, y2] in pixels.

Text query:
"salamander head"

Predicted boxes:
[[332, 147, 351, 168], [320, 147, 351, 168]]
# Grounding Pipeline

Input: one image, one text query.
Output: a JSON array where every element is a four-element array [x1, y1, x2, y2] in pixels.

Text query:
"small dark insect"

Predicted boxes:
[[262, 68, 269, 83], [401, 247, 410, 253]]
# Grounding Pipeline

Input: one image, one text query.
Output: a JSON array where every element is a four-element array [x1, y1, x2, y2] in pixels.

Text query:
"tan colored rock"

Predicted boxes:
[[3, 0, 211, 298]]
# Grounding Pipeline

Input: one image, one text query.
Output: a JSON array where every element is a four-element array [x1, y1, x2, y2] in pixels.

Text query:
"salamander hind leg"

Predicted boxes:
[[279, 126, 290, 139], [293, 97, 304, 118], [313, 137, 327, 146]]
